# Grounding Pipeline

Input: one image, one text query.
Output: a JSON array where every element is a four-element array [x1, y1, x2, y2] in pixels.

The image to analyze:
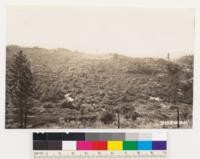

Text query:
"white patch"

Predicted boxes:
[[64, 94, 74, 102], [149, 96, 161, 102]]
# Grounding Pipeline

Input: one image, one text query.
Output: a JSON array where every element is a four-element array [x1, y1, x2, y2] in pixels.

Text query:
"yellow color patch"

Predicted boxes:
[[107, 141, 123, 150]]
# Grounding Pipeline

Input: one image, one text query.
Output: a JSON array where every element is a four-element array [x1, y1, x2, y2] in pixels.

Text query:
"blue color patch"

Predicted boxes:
[[137, 141, 152, 150]]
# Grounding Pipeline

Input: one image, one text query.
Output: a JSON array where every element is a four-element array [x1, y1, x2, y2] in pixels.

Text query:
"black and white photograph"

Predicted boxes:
[[6, 6, 194, 128]]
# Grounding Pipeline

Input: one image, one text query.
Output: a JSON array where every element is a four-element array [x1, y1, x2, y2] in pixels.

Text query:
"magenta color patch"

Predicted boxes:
[[77, 141, 93, 150]]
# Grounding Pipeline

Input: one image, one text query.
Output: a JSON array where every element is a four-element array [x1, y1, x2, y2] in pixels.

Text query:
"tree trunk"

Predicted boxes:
[[20, 104, 23, 128], [24, 106, 27, 128], [117, 112, 120, 128], [177, 108, 180, 128]]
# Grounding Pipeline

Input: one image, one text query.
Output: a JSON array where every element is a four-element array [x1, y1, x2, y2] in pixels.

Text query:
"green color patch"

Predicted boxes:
[[123, 141, 137, 150]]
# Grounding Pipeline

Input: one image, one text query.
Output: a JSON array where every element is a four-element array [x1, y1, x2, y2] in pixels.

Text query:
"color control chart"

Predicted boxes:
[[33, 132, 167, 159]]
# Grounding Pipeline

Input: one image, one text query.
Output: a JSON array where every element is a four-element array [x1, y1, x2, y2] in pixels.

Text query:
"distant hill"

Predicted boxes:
[[176, 55, 194, 66]]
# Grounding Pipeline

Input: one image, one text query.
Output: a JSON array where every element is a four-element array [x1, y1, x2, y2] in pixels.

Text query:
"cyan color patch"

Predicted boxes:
[[137, 141, 152, 150]]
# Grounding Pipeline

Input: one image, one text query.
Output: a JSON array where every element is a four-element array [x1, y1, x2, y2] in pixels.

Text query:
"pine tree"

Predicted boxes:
[[167, 62, 181, 103], [167, 62, 181, 128], [167, 53, 170, 60], [8, 50, 33, 128]]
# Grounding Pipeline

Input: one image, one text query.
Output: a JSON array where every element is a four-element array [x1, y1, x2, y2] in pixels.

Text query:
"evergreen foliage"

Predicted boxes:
[[7, 50, 33, 128]]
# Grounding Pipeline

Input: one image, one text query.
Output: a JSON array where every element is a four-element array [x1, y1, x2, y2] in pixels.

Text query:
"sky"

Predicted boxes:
[[7, 6, 194, 58]]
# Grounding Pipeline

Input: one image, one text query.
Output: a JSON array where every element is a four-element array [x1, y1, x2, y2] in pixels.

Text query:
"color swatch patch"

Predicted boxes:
[[123, 141, 137, 150], [108, 141, 123, 150]]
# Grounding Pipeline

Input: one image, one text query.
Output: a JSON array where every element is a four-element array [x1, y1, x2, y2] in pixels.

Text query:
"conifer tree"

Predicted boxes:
[[8, 50, 33, 128]]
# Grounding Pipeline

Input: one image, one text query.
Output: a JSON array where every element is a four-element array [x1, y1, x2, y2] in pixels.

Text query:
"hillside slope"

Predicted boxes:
[[6, 45, 193, 128]]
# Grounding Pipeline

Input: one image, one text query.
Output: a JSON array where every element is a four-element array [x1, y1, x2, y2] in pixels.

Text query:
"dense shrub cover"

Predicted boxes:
[[6, 45, 193, 128]]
